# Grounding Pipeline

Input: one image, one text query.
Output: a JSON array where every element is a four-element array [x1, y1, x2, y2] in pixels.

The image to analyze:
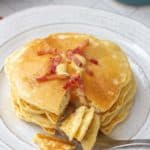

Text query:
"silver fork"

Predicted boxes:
[[94, 133, 150, 149]]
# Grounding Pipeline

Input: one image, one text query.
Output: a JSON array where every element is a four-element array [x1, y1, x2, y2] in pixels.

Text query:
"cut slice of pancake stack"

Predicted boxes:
[[61, 106, 100, 150], [4, 33, 136, 150], [34, 133, 75, 150]]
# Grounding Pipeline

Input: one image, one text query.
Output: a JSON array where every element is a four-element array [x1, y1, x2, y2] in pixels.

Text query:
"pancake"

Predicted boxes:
[[101, 99, 133, 134], [44, 33, 132, 112], [13, 99, 56, 131], [101, 75, 134, 127], [11, 86, 57, 134], [101, 77, 136, 134], [4, 33, 136, 150], [81, 114, 100, 150], [60, 106, 87, 141], [75, 107, 95, 141], [5, 32, 134, 113], [34, 133, 75, 150], [4, 40, 70, 115]]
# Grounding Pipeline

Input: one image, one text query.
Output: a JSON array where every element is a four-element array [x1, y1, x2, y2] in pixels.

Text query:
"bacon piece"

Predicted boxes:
[[0, 16, 3, 20], [37, 48, 58, 56], [36, 74, 68, 82], [49, 55, 62, 74], [50, 64, 56, 74], [85, 55, 99, 65], [72, 47, 83, 55], [86, 69, 94, 76], [63, 75, 83, 90], [66, 39, 89, 59], [48, 74, 68, 80], [72, 39, 89, 55], [72, 56, 83, 67], [89, 58, 98, 65], [78, 39, 89, 51], [36, 55, 64, 82], [36, 74, 50, 82], [66, 50, 73, 60]]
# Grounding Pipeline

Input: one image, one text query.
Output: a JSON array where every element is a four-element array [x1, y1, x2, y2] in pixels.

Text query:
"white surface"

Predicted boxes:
[[0, 6, 150, 150], [0, 0, 150, 27]]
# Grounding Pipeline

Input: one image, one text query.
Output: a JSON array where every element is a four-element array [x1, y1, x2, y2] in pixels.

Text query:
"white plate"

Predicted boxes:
[[0, 6, 150, 150]]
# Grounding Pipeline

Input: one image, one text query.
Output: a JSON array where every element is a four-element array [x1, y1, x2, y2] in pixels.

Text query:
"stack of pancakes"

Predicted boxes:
[[4, 33, 136, 150]]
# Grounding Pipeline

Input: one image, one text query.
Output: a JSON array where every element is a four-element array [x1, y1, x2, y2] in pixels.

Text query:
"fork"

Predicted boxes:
[[94, 133, 150, 149]]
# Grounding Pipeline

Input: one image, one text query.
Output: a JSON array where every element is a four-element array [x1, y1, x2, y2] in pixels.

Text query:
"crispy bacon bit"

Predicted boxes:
[[36, 40, 90, 83], [66, 50, 73, 60], [63, 75, 83, 90], [49, 74, 69, 80], [72, 47, 83, 55], [89, 58, 98, 65], [67, 39, 89, 57], [36, 74, 50, 82], [0, 16, 3, 20], [50, 64, 56, 74], [36, 55, 63, 82], [37, 48, 58, 56], [78, 39, 89, 51], [72, 39, 89, 55], [86, 69, 94, 76], [49, 55, 62, 74], [72, 56, 83, 67], [36, 74, 68, 82]]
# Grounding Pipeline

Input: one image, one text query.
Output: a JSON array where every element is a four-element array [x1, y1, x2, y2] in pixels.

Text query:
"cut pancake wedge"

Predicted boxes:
[[75, 107, 95, 141], [34, 133, 75, 150], [60, 106, 87, 141], [81, 114, 100, 150]]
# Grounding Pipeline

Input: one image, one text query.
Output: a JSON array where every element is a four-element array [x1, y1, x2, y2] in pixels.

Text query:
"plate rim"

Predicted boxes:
[[1, 5, 150, 31], [0, 5, 150, 45]]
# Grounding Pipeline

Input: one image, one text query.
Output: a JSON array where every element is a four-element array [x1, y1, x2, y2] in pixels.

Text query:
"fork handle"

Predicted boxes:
[[114, 139, 150, 148], [96, 139, 150, 149]]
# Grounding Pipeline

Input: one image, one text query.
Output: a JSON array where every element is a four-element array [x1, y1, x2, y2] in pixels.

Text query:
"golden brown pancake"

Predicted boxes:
[[101, 77, 136, 134], [101, 76, 133, 126], [75, 107, 95, 141], [11, 85, 57, 134], [81, 114, 100, 150], [60, 106, 87, 141], [4, 33, 136, 150], [5, 33, 134, 113], [45, 33, 132, 112], [5, 40, 70, 115], [34, 133, 75, 150]]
